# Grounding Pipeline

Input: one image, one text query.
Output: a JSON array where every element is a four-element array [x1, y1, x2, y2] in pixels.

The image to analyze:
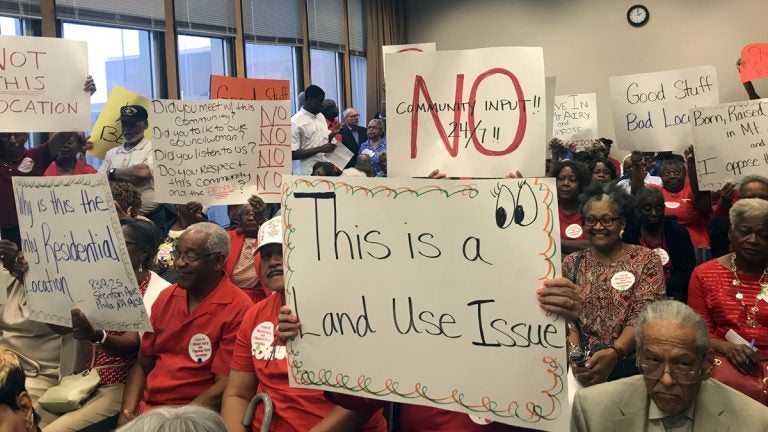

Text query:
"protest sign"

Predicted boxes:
[[545, 76, 557, 144], [209, 75, 290, 101], [87, 85, 150, 159], [552, 93, 598, 149], [283, 176, 567, 431], [12, 174, 150, 331], [151, 99, 291, 205], [740, 43, 768, 84], [690, 99, 768, 191], [382, 42, 436, 76], [0, 36, 90, 132], [386, 47, 546, 178], [609, 66, 718, 153]]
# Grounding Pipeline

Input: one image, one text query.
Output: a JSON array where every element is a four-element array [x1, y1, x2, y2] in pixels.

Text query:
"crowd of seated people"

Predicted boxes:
[[1, 67, 767, 432]]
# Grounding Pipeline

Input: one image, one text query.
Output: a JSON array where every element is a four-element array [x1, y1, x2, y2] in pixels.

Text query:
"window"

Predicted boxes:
[[245, 44, 301, 112], [310, 49, 343, 110], [178, 35, 227, 100], [0, 15, 20, 35], [62, 23, 157, 127], [351, 56, 367, 121]]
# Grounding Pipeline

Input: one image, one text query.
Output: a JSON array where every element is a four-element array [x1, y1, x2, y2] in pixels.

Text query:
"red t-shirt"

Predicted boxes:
[[139, 277, 252, 411], [43, 159, 97, 176], [559, 207, 586, 240], [651, 180, 710, 248], [230, 293, 386, 432], [0, 144, 54, 225]]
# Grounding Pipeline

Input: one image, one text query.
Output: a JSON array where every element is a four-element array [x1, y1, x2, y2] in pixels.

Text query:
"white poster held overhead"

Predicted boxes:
[[151, 99, 291, 205], [552, 93, 598, 149], [386, 47, 547, 178], [381, 42, 437, 76], [12, 174, 150, 331], [283, 176, 567, 431], [609, 66, 718, 153], [545, 76, 557, 144], [690, 99, 768, 191], [0, 36, 90, 132]]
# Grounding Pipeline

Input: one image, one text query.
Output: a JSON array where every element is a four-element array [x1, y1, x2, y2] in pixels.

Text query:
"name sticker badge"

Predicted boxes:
[[611, 271, 636, 291], [565, 223, 583, 239], [188, 333, 213, 363], [468, 415, 493, 425], [664, 201, 680, 209]]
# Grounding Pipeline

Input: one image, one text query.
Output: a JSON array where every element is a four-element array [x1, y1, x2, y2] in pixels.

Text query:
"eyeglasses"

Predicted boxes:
[[171, 250, 218, 262], [583, 216, 623, 227], [639, 360, 702, 384]]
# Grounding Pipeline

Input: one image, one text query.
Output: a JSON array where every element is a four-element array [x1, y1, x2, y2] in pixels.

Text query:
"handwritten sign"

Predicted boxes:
[[283, 176, 567, 431], [382, 42, 437, 76], [151, 99, 291, 205], [209, 75, 290, 101], [12, 175, 150, 331], [740, 44, 768, 84], [545, 76, 557, 145], [690, 99, 768, 191], [0, 36, 90, 132], [552, 93, 598, 149], [87, 85, 150, 159], [609, 66, 718, 152], [386, 47, 546, 178]]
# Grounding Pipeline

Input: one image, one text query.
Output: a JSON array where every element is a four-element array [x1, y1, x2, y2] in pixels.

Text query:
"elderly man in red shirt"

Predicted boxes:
[[118, 222, 252, 426]]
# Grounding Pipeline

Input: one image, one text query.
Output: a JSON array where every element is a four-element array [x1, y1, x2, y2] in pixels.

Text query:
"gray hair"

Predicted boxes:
[[737, 174, 768, 197], [185, 222, 230, 256], [342, 108, 357, 119], [635, 300, 711, 359], [116, 406, 226, 432], [368, 118, 384, 130], [729, 198, 768, 228]]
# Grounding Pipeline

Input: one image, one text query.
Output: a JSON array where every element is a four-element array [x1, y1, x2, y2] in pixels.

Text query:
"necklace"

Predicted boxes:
[[729, 254, 768, 328]]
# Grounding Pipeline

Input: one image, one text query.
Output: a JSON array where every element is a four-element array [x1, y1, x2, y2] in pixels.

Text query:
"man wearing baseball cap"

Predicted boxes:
[[221, 216, 386, 432], [99, 104, 163, 227]]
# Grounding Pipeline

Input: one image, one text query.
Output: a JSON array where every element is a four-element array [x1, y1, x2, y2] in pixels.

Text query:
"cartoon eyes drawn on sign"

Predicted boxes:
[[492, 180, 539, 229]]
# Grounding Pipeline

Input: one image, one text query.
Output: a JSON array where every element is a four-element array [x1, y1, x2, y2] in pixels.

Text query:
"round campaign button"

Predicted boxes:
[[565, 224, 583, 239], [654, 248, 670, 265], [664, 201, 680, 209], [251, 322, 275, 357], [188, 333, 213, 363], [611, 271, 636, 291]]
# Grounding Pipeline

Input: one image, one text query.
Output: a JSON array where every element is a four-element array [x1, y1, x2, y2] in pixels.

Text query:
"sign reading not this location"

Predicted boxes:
[[0, 35, 90, 132], [283, 176, 567, 431], [386, 47, 547, 178], [13, 174, 150, 331], [690, 99, 768, 191], [552, 93, 598, 149], [151, 99, 291, 204], [609, 65, 718, 152]]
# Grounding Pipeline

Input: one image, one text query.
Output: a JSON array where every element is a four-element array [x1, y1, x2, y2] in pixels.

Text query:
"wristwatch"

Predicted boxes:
[[107, 168, 117, 181]]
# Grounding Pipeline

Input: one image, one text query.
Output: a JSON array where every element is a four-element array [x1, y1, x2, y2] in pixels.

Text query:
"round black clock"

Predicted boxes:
[[627, 4, 650, 27]]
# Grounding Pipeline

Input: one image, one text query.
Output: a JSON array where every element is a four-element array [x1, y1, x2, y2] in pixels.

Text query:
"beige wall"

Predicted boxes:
[[405, 0, 768, 154]]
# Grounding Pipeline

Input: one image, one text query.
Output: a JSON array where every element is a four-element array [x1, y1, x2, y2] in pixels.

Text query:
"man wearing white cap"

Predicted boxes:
[[221, 217, 386, 432]]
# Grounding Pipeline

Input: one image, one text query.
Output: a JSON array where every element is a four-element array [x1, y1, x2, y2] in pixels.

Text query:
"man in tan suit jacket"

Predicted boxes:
[[571, 300, 768, 432]]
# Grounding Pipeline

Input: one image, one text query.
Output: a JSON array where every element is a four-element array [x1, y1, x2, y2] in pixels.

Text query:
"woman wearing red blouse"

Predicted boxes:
[[688, 198, 768, 404], [551, 160, 592, 255]]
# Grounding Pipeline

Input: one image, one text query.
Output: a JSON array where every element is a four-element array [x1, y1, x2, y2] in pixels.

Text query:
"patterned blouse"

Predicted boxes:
[[688, 259, 768, 355], [358, 138, 387, 176], [92, 272, 151, 385], [562, 245, 665, 350]]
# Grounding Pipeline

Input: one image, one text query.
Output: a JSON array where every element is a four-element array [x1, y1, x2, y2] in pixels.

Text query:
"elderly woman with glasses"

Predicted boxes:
[[224, 195, 268, 303], [563, 183, 666, 388], [688, 198, 768, 404]]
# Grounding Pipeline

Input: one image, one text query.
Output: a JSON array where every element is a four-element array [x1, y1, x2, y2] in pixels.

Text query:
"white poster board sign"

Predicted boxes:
[[283, 176, 567, 431], [386, 47, 546, 178], [690, 99, 768, 191], [553, 93, 598, 148], [151, 99, 291, 205], [382, 42, 437, 76], [12, 175, 150, 331], [545, 76, 557, 145], [0, 36, 90, 132], [609, 66, 718, 152]]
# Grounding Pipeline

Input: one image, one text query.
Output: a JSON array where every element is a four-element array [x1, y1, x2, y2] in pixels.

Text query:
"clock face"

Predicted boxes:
[[627, 5, 649, 27]]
